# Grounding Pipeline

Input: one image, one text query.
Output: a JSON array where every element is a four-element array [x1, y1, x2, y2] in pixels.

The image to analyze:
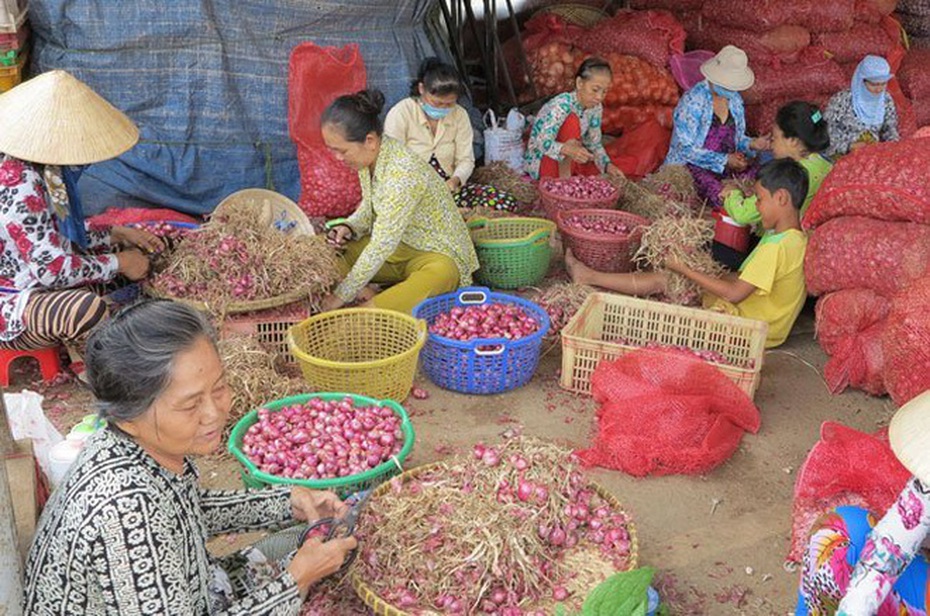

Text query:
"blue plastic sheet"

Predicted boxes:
[[29, 0, 447, 215]]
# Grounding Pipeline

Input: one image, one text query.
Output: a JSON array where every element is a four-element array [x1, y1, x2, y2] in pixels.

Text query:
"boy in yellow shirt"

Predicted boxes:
[[566, 158, 808, 347]]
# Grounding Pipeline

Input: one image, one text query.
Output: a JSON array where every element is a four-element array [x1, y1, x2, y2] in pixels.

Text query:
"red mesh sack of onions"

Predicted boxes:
[[353, 437, 636, 614], [577, 349, 761, 477], [815, 289, 890, 396], [813, 19, 900, 64], [899, 49, 930, 102], [501, 13, 586, 98], [882, 275, 930, 406], [581, 9, 687, 70], [787, 422, 909, 563], [429, 302, 541, 342], [804, 217, 930, 297], [526, 41, 587, 98], [741, 50, 847, 105], [241, 397, 404, 480], [701, 0, 854, 32], [804, 140, 930, 227]]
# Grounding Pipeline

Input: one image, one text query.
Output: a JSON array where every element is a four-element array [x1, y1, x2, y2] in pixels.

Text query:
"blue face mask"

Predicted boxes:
[[421, 102, 452, 120]]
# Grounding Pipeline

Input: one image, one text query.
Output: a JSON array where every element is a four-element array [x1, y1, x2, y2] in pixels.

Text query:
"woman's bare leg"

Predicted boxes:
[[565, 249, 667, 297]]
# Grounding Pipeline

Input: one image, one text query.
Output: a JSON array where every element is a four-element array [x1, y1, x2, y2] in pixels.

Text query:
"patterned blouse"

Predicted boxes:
[[523, 91, 611, 180], [825, 89, 900, 158], [23, 427, 301, 615], [838, 476, 930, 614], [0, 154, 118, 342], [664, 80, 752, 174], [335, 137, 479, 303]]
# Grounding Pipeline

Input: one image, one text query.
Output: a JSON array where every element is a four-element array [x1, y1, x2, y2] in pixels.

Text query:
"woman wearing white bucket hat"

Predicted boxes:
[[665, 46, 770, 211], [0, 70, 162, 375], [796, 390, 930, 615]]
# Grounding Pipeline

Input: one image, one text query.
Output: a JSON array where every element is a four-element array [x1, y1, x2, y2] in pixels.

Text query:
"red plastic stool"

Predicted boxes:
[[0, 347, 63, 387]]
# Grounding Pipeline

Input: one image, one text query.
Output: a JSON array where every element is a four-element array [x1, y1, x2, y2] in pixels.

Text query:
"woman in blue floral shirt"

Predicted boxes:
[[524, 57, 624, 180], [665, 46, 770, 208]]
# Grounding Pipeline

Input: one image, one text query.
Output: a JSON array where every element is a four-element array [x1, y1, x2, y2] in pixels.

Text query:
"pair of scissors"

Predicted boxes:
[[299, 489, 372, 573]]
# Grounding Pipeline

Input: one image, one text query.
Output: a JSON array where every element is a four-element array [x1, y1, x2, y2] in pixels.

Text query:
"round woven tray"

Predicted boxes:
[[214, 188, 315, 236], [349, 461, 639, 615], [144, 284, 310, 315], [534, 3, 608, 28]]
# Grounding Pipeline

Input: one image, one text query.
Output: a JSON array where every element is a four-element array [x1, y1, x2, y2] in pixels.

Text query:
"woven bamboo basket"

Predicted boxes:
[[534, 3, 608, 28], [144, 285, 310, 315], [349, 461, 639, 615]]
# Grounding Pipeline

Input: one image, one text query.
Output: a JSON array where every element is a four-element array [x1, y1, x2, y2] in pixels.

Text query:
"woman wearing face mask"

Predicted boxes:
[[825, 55, 900, 158], [664, 46, 771, 209], [384, 58, 517, 211], [523, 57, 624, 180], [318, 89, 479, 314]]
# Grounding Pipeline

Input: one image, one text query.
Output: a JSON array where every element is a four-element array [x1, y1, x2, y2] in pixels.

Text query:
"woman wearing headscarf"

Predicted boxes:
[[0, 70, 160, 371], [665, 46, 771, 209], [825, 55, 900, 158]]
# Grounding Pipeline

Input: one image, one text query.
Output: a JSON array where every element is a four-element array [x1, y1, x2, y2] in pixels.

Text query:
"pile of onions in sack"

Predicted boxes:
[[353, 437, 636, 614], [147, 198, 340, 313], [429, 303, 542, 342], [531, 282, 597, 337], [241, 396, 404, 480], [528, 42, 587, 97]]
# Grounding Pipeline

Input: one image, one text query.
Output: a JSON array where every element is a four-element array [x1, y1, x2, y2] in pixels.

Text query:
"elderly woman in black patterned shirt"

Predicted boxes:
[[22, 299, 356, 615]]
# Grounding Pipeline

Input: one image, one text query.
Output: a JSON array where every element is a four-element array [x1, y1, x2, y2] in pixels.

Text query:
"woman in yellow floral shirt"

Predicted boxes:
[[319, 90, 479, 314]]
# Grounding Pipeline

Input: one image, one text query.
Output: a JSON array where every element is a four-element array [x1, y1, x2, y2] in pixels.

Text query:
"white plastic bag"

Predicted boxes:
[[4, 390, 63, 481], [484, 109, 525, 172]]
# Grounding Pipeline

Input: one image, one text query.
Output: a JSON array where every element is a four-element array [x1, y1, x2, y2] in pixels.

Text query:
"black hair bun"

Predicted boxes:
[[354, 89, 385, 116]]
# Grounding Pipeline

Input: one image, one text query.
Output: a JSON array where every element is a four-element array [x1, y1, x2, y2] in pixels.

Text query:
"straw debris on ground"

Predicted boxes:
[[470, 161, 539, 207]]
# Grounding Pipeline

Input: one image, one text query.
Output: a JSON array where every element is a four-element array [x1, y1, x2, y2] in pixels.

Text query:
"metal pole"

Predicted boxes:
[[504, 0, 537, 101], [0, 388, 25, 615]]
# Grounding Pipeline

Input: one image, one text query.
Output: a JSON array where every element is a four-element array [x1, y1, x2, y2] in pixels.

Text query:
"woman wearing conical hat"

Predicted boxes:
[[796, 391, 930, 615], [0, 70, 161, 377]]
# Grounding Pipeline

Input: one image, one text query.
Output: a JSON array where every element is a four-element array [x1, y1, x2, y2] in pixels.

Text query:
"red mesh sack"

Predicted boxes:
[[702, 0, 854, 33], [742, 51, 847, 105], [288, 43, 365, 217], [813, 20, 900, 64], [581, 10, 686, 69], [804, 139, 930, 227], [898, 11, 930, 36], [503, 13, 587, 98], [815, 289, 891, 355], [882, 275, 930, 405], [804, 216, 930, 296], [857, 0, 902, 22], [526, 42, 587, 98], [823, 322, 888, 395], [576, 349, 761, 477], [745, 94, 831, 134], [605, 118, 672, 180], [918, 103, 930, 128], [816, 289, 890, 395], [686, 22, 811, 64], [787, 422, 910, 563], [602, 104, 675, 136], [630, 0, 703, 9], [899, 49, 930, 101]]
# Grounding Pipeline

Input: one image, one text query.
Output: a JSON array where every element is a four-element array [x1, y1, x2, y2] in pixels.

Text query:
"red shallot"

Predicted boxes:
[[429, 303, 540, 342]]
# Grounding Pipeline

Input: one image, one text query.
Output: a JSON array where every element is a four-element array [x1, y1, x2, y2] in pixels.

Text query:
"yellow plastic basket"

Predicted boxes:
[[350, 462, 638, 615], [288, 308, 427, 402]]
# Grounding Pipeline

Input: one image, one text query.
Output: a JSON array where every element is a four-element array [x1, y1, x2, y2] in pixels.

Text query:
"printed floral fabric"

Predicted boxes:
[[428, 155, 518, 211], [798, 477, 930, 615], [23, 427, 301, 615], [523, 91, 611, 180], [664, 80, 752, 174], [825, 89, 900, 158], [0, 154, 117, 342], [336, 137, 479, 303]]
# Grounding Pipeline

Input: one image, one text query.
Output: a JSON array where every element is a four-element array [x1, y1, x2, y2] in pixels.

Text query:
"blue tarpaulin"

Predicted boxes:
[[30, 0, 448, 215]]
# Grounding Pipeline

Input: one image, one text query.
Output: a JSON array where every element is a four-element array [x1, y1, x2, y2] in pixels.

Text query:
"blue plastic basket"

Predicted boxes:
[[412, 287, 550, 394]]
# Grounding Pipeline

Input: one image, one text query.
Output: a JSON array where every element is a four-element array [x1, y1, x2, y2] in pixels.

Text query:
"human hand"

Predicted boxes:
[[446, 177, 462, 193], [291, 487, 349, 522], [287, 535, 359, 591], [605, 163, 625, 179], [326, 224, 353, 249], [726, 153, 749, 171], [750, 134, 772, 151], [116, 250, 151, 281], [320, 293, 345, 312], [111, 226, 165, 254], [561, 140, 594, 164]]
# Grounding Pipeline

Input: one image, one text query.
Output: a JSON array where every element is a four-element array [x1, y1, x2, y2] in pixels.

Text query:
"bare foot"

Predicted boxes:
[[565, 249, 596, 285]]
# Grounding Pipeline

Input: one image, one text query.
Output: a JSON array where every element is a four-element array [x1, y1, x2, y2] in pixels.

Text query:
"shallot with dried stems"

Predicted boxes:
[[354, 437, 635, 615], [561, 214, 632, 235], [470, 162, 539, 208], [634, 215, 726, 306], [540, 176, 618, 200], [148, 197, 340, 314], [531, 282, 596, 336]]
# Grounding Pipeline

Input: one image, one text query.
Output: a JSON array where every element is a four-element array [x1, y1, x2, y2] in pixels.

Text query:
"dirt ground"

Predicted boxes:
[[9, 305, 894, 615]]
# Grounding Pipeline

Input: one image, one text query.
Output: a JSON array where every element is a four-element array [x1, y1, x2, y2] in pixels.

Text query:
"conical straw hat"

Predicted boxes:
[[0, 70, 139, 165], [889, 390, 930, 485]]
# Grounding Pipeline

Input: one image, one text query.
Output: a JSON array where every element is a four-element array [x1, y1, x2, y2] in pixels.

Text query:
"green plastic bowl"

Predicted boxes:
[[228, 392, 415, 494]]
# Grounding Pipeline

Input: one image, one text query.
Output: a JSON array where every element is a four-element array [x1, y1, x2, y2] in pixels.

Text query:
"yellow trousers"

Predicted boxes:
[[340, 237, 460, 314]]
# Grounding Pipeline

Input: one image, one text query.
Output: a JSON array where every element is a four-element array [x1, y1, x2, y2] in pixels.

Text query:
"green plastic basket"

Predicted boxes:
[[468, 217, 556, 289], [228, 392, 415, 494]]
